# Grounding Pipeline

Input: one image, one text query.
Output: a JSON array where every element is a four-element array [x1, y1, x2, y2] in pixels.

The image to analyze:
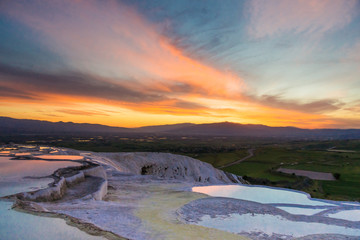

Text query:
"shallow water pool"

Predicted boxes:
[[0, 157, 81, 181], [276, 206, 326, 216], [197, 213, 360, 238], [327, 210, 360, 222], [0, 201, 105, 240], [35, 155, 84, 161], [0, 156, 105, 240], [192, 185, 334, 206]]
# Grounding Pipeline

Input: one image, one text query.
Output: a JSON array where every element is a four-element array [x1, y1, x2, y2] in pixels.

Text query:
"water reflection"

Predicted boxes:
[[35, 155, 84, 161], [193, 185, 334, 206], [0, 201, 105, 240], [0, 180, 53, 198], [0, 157, 81, 181], [198, 213, 360, 237], [276, 206, 325, 216], [0, 157, 104, 240], [192, 184, 360, 236], [327, 210, 360, 222]]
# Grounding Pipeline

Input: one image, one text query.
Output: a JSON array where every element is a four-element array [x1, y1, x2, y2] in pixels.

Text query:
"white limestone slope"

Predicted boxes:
[[97, 152, 245, 184], [18, 165, 108, 202]]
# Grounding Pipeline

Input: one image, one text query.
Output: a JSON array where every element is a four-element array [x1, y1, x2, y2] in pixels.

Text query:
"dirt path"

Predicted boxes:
[[277, 168, 336, 180], [218, 148, 255, 169]]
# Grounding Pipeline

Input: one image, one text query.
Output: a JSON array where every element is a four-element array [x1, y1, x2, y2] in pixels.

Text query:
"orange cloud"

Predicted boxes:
[[1, 0, 244, 99], [1, 0, 359, 129]]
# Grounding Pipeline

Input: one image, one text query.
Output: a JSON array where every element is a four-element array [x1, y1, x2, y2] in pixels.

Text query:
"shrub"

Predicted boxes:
[[333, 173, 341, 180]]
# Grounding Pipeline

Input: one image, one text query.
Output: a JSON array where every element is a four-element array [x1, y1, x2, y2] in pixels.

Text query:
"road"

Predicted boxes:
[[218, 148, 255, 169]]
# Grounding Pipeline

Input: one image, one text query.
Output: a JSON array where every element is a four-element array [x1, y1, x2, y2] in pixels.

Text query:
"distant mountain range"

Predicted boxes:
[[1, 116, 360, 139], [0, 116, 130, 134]]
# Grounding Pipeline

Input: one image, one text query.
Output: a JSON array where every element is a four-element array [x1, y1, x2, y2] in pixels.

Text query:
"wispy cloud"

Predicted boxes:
[[0, 85, 39, 100], [343, 100, 360, 113], [346, 42, 360, 63], [246, 0, 357, 39], [173, 100, 205, 110], [0, 0, 359, 128], [57, 109, 110, 116], [1, 0, 244, 98], [0, 64, 166, 103], [247, 94, 344, 114], [0, 63, 210, 115]]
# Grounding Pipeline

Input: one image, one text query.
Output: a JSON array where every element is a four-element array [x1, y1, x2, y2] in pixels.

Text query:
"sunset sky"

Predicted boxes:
[[1, 0, 360, 128]]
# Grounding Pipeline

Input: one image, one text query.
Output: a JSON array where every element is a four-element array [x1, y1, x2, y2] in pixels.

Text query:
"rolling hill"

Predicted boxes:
[[1, 116, 360, 139]]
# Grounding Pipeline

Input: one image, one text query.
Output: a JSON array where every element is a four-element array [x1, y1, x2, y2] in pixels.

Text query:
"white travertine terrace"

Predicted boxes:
[[95, 152, 245, 184], [19, 165, 108, 202], [2, 146, 360, 240]]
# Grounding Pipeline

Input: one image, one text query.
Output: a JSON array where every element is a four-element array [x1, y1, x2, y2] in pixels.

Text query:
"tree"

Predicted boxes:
[[333, 173, 341, 180]]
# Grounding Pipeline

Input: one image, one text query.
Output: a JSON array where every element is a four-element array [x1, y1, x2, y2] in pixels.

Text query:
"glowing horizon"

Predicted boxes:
[[1, 0, 360, 129]]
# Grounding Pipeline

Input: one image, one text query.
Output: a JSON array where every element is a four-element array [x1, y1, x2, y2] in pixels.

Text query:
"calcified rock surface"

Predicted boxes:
[[3, 146, 360, 240], [177, 197, 360, 240], [12, 164, 108, 202], [90, 152, 246, 184]]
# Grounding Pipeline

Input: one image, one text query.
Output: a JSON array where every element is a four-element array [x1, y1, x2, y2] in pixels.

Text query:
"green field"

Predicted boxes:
[[187, 150, 249, 168], [3, 134, 360, 201], [178, 140, 360, 201], [38, 137, 360, 201], [220, 145, 360, 201]]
